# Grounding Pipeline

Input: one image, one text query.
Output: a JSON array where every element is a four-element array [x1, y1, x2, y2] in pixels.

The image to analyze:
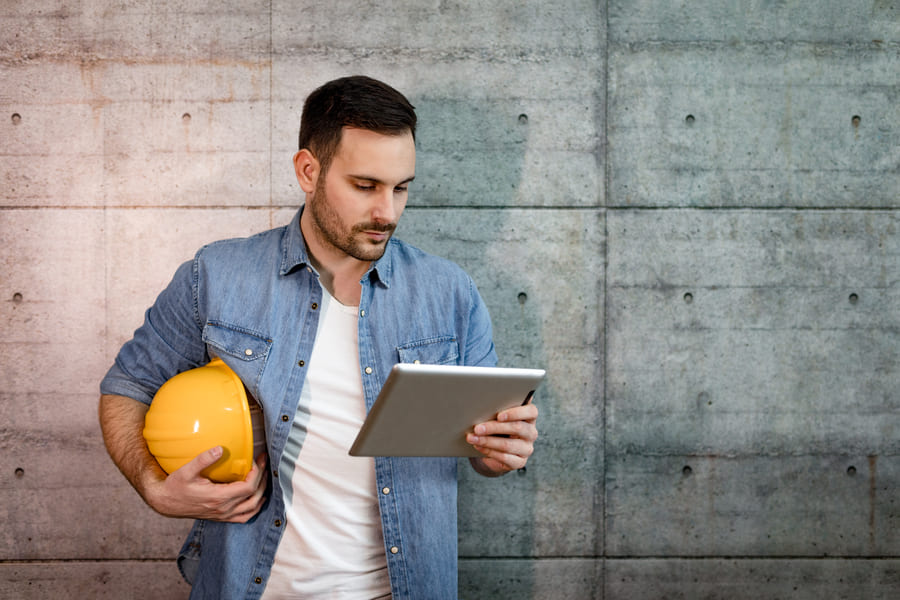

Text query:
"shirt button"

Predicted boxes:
[[365, 367, 373, 374], [382, 487, 391, 495], [390, 546, 399, 554], [255, 577, 262, 584], [360, 310, 366, 317], [298, 360, 305, 367], [244, 348, 253, 356], [413, 359, 420, 364], [274, 520, 282, 527], [311, 303, 318, 310], [281, 415, 289, 422]]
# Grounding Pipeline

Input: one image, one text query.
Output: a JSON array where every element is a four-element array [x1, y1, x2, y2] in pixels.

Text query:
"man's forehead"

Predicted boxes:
[[332, 127, 416, 174]]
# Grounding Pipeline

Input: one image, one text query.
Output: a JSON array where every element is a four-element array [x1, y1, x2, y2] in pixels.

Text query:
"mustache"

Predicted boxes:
[[354, 222, 396, 233]]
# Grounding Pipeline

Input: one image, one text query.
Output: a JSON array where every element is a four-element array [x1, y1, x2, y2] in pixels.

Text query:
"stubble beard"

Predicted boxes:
[[308, 178, 396, 262]]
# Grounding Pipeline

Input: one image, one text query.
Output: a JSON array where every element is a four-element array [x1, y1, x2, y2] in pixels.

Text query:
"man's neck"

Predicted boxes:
[[300, 216, 368, 307], [306, 252, 365, 307]]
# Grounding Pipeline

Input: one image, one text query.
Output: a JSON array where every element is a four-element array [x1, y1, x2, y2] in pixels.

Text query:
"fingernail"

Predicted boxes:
[[475, 425, 486, 434], [468, 435, 479, 444]]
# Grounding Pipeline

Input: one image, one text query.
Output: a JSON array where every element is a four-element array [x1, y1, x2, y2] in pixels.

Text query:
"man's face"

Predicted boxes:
[[305, 127, 415, 263]]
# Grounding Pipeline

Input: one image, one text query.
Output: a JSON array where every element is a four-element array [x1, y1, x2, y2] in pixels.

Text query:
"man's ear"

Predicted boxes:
[[293, 149, 319, 194]]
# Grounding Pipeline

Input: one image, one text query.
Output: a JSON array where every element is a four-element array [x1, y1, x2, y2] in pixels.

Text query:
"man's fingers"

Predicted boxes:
[[497, 403, 538, 423], [468, 403, 539, 477], [472, 446, 527, 473], [472, 420, 538, 442], [223, 487, 267, 523], [468, 432, 533, 456], [246, 452, 268, 484]]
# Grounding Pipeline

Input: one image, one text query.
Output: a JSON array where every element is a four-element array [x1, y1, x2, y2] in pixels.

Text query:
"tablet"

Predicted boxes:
[[349, 363, 545, 457]]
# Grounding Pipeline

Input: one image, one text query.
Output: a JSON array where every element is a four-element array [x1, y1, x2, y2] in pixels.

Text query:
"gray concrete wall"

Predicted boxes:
[[1, 1, 897, 598]]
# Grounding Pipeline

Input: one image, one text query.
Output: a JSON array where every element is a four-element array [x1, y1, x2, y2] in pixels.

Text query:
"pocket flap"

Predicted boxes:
[[202, 321, 272, 361], [397, 336, 459, 365]]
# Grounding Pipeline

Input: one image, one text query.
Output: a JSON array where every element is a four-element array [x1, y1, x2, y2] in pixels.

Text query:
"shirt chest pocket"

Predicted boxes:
[[396, 335, 459, 366], [202, 321, 272, 391]]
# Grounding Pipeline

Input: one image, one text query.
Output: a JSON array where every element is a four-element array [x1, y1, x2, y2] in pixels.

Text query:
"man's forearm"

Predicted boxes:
[[98, 393, 167, 501]]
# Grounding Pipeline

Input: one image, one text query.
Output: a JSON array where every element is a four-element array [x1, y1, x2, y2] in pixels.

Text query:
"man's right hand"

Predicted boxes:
[[148, 448, 269, 523]]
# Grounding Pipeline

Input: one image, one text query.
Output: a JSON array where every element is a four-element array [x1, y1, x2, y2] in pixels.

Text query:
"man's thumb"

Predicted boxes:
[[184, 445, 224, 476]]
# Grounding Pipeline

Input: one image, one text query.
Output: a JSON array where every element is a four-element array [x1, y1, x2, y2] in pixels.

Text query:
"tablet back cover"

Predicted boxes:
[[349, 363, 545, 457]]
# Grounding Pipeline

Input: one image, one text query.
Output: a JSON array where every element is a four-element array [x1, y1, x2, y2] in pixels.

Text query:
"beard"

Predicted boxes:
[[306, 177, 396, 262]]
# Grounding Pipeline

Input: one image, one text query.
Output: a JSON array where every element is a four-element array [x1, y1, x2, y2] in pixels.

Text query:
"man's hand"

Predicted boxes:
[[147, 448, 269, 523], [467, 403, 538, 477]]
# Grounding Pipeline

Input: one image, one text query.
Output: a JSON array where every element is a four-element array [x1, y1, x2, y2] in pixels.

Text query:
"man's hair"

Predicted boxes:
[[298, 75, 417, 172]]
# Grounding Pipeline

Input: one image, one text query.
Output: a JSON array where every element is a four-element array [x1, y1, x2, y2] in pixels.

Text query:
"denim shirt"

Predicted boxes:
[[100, 207, 497, 600]]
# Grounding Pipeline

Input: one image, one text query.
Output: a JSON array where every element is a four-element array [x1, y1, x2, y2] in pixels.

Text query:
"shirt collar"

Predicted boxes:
[[279, 206, 393, 288]]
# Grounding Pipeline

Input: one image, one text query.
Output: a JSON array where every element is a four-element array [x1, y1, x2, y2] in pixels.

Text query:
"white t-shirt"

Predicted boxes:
[[261, 289, 391, 599]]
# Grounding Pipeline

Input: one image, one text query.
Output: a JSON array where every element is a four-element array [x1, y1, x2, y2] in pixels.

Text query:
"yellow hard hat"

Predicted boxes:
[[143, 357, 264, 483]]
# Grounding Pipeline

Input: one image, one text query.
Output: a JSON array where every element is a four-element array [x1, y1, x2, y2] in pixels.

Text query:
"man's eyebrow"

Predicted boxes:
[[350, 174, 416, 185]]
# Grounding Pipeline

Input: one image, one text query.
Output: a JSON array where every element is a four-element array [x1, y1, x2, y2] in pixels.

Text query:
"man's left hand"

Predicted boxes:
[[467, 403, 539, 477]]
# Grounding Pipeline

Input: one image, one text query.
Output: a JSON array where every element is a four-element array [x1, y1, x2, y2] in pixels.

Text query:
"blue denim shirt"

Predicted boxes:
[[100, 208, 497, 599]]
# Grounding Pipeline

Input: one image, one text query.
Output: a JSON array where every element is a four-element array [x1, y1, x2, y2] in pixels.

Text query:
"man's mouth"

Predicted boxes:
[[357, 223, 395, 242]]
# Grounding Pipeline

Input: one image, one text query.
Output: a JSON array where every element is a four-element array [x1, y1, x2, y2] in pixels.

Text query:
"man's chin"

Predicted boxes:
[[350, 240, 390, 262]]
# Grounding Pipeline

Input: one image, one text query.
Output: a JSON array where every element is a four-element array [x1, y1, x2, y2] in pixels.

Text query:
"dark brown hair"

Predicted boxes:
[[298, 76, 417, 172]]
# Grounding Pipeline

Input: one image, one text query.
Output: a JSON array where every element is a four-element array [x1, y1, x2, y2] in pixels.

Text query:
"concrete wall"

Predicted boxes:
[[1, 1, 897, 598]]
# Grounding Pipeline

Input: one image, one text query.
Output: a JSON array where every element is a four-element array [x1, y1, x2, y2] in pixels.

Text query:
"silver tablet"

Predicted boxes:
[[349, 363, 546, 457]]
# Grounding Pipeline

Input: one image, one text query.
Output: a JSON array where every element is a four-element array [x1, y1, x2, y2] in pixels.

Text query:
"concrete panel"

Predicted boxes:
[[609, 45, 900, 207], [2, 67, 271, 207], [1, 60, 105, 207], [606, 454, 900, 557], [608, 302, 900, 455], [606, 209, 900, 559], [1, 209, 107, 394], [609, 1, 900, 43], [459, 558, 603, 600], [101, 101, 270, 207], [607, 210, 900, 455], [400, 208, 604, 557], [608, 559, 900, 600], [0, 561, 189, 599], [99, 60, 271, 207], [1, 0, 271, 60]]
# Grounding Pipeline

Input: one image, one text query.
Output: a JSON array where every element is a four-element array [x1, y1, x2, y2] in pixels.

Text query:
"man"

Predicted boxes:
[[99, 75, 538, 599]]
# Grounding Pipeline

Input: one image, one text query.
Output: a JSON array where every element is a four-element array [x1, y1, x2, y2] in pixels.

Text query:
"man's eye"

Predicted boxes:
[[356, 184, 375, 191], [395, 186, 408, 193]]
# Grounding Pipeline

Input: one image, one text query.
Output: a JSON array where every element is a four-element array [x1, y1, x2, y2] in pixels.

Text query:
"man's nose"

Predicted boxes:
[[371, 189, 397, 224]]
